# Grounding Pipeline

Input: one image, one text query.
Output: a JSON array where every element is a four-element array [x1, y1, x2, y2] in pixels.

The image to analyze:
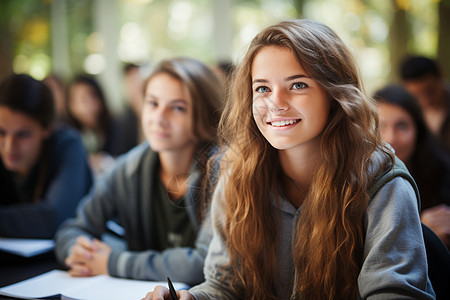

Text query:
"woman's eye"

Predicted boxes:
[[396, 121, 410, 131], [146, 100, 157, 107], [172, 106, 186, 112], [16, 131, 32, 139], [292, 82, 307, 90], [256, 86, 270, 93]]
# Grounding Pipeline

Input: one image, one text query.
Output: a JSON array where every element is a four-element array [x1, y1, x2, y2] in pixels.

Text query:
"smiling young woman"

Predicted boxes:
[[144, 19, 434, 300]]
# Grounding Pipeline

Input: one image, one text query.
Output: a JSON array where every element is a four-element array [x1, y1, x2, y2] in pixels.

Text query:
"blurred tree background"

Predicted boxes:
[[0, 0, 448, 113]]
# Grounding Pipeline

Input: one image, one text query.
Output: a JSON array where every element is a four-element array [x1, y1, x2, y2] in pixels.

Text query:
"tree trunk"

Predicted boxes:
[[389, 0, 410, 82], [292, 0, 306, 17], [438, 0, 450, 78], [0, 2, 13, 82]]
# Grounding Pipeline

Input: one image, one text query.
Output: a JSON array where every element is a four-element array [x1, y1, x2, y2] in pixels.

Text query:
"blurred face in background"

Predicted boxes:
[[0, 106, 51, 177], [378, 102, 417, 162], [403, 74, 444, 108], [141, 73, 196, 153], [69, 83, 102, 129], [124, 67, 144, 115]]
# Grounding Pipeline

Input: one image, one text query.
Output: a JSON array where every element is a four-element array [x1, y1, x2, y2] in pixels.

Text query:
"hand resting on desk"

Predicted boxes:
[[65, 236, 111, 276], [142, 285, 193, 300], [421, 204, 450, 248]]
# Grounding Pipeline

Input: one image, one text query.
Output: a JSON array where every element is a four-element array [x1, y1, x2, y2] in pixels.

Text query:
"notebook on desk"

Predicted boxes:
[[0, 270, 189, 300]]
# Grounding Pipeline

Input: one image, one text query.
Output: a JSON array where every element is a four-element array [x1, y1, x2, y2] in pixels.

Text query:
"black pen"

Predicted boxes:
[[167, 277, 179, 300]]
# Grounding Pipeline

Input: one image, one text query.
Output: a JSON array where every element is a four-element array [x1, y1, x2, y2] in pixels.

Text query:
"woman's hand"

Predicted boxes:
[[65, 236, 111, 276], [142, 285, 194, 300], [421, 204, 450, 248]]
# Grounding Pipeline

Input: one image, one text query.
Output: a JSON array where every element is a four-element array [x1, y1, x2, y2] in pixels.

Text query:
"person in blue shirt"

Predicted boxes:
[[0, 73, 93, 239]]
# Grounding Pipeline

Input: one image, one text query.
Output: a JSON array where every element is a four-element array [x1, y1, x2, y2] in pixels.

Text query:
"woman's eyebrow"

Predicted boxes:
[[252, 74, 310, 85], [144, 93, 156, 99], [285, 74, 309, 81], [168, 99, 188, 105], [252, 79, 269, 84]]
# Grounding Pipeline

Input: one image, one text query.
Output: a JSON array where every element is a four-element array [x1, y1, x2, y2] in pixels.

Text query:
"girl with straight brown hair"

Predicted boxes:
[[55, 57, 222, 286]]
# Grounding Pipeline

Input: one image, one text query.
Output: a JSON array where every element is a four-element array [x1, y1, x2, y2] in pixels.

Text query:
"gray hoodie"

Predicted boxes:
[[190, 151, 435, 299]]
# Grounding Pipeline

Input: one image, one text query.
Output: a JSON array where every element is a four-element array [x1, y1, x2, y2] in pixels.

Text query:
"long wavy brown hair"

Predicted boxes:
[[218, 19, 393, 299]]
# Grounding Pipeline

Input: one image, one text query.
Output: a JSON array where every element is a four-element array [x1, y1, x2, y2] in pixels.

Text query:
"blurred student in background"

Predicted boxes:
[[375, 84, 450, 248], [67, 75, 119, 175], [54, 57, 223, 285], [400, 56, 450, 152], [0, 74, 92, 239], [213, 61, 235, 86], [115, 63, 145, 155], [43, 73, 69, 125]]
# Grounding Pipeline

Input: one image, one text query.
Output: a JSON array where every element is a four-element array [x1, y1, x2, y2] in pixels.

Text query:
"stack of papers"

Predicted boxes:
[[0, 238, 54, 257], [0, 270, 189, 300]]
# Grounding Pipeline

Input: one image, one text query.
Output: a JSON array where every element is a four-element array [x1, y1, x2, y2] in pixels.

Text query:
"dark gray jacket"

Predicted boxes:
[[54, 142, 212, 286]]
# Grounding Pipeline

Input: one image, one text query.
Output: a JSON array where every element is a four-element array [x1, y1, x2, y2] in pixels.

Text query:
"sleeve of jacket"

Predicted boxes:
[[0, 129, 92, 239], [54, 163, 123, 266], [107, 207, 213, 286], [358, 177, 435, 299]]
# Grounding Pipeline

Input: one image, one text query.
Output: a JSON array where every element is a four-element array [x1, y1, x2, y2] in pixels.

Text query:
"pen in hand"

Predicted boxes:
[[167, 277, 179, 300]]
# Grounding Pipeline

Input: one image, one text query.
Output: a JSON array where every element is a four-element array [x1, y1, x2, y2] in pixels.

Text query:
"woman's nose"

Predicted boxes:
[[3, 135, 16, 152], [268, 89, 289, 113], [154, 107, 169, 125]]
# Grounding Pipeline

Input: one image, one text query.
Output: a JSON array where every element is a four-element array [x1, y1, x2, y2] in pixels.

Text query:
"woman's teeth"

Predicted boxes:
[[270, 119, 299, 127]]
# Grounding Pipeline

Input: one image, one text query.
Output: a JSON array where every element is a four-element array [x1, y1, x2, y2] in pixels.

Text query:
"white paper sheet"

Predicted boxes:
[[0, 238, 54, 257], [0, 270, 189, 300]]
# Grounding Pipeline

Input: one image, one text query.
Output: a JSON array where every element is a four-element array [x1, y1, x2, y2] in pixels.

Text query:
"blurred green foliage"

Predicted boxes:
[[0, 0, 445, 93]]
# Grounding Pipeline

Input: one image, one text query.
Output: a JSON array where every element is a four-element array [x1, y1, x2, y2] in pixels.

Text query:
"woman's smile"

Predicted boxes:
[[267, 118, 301, 128]]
